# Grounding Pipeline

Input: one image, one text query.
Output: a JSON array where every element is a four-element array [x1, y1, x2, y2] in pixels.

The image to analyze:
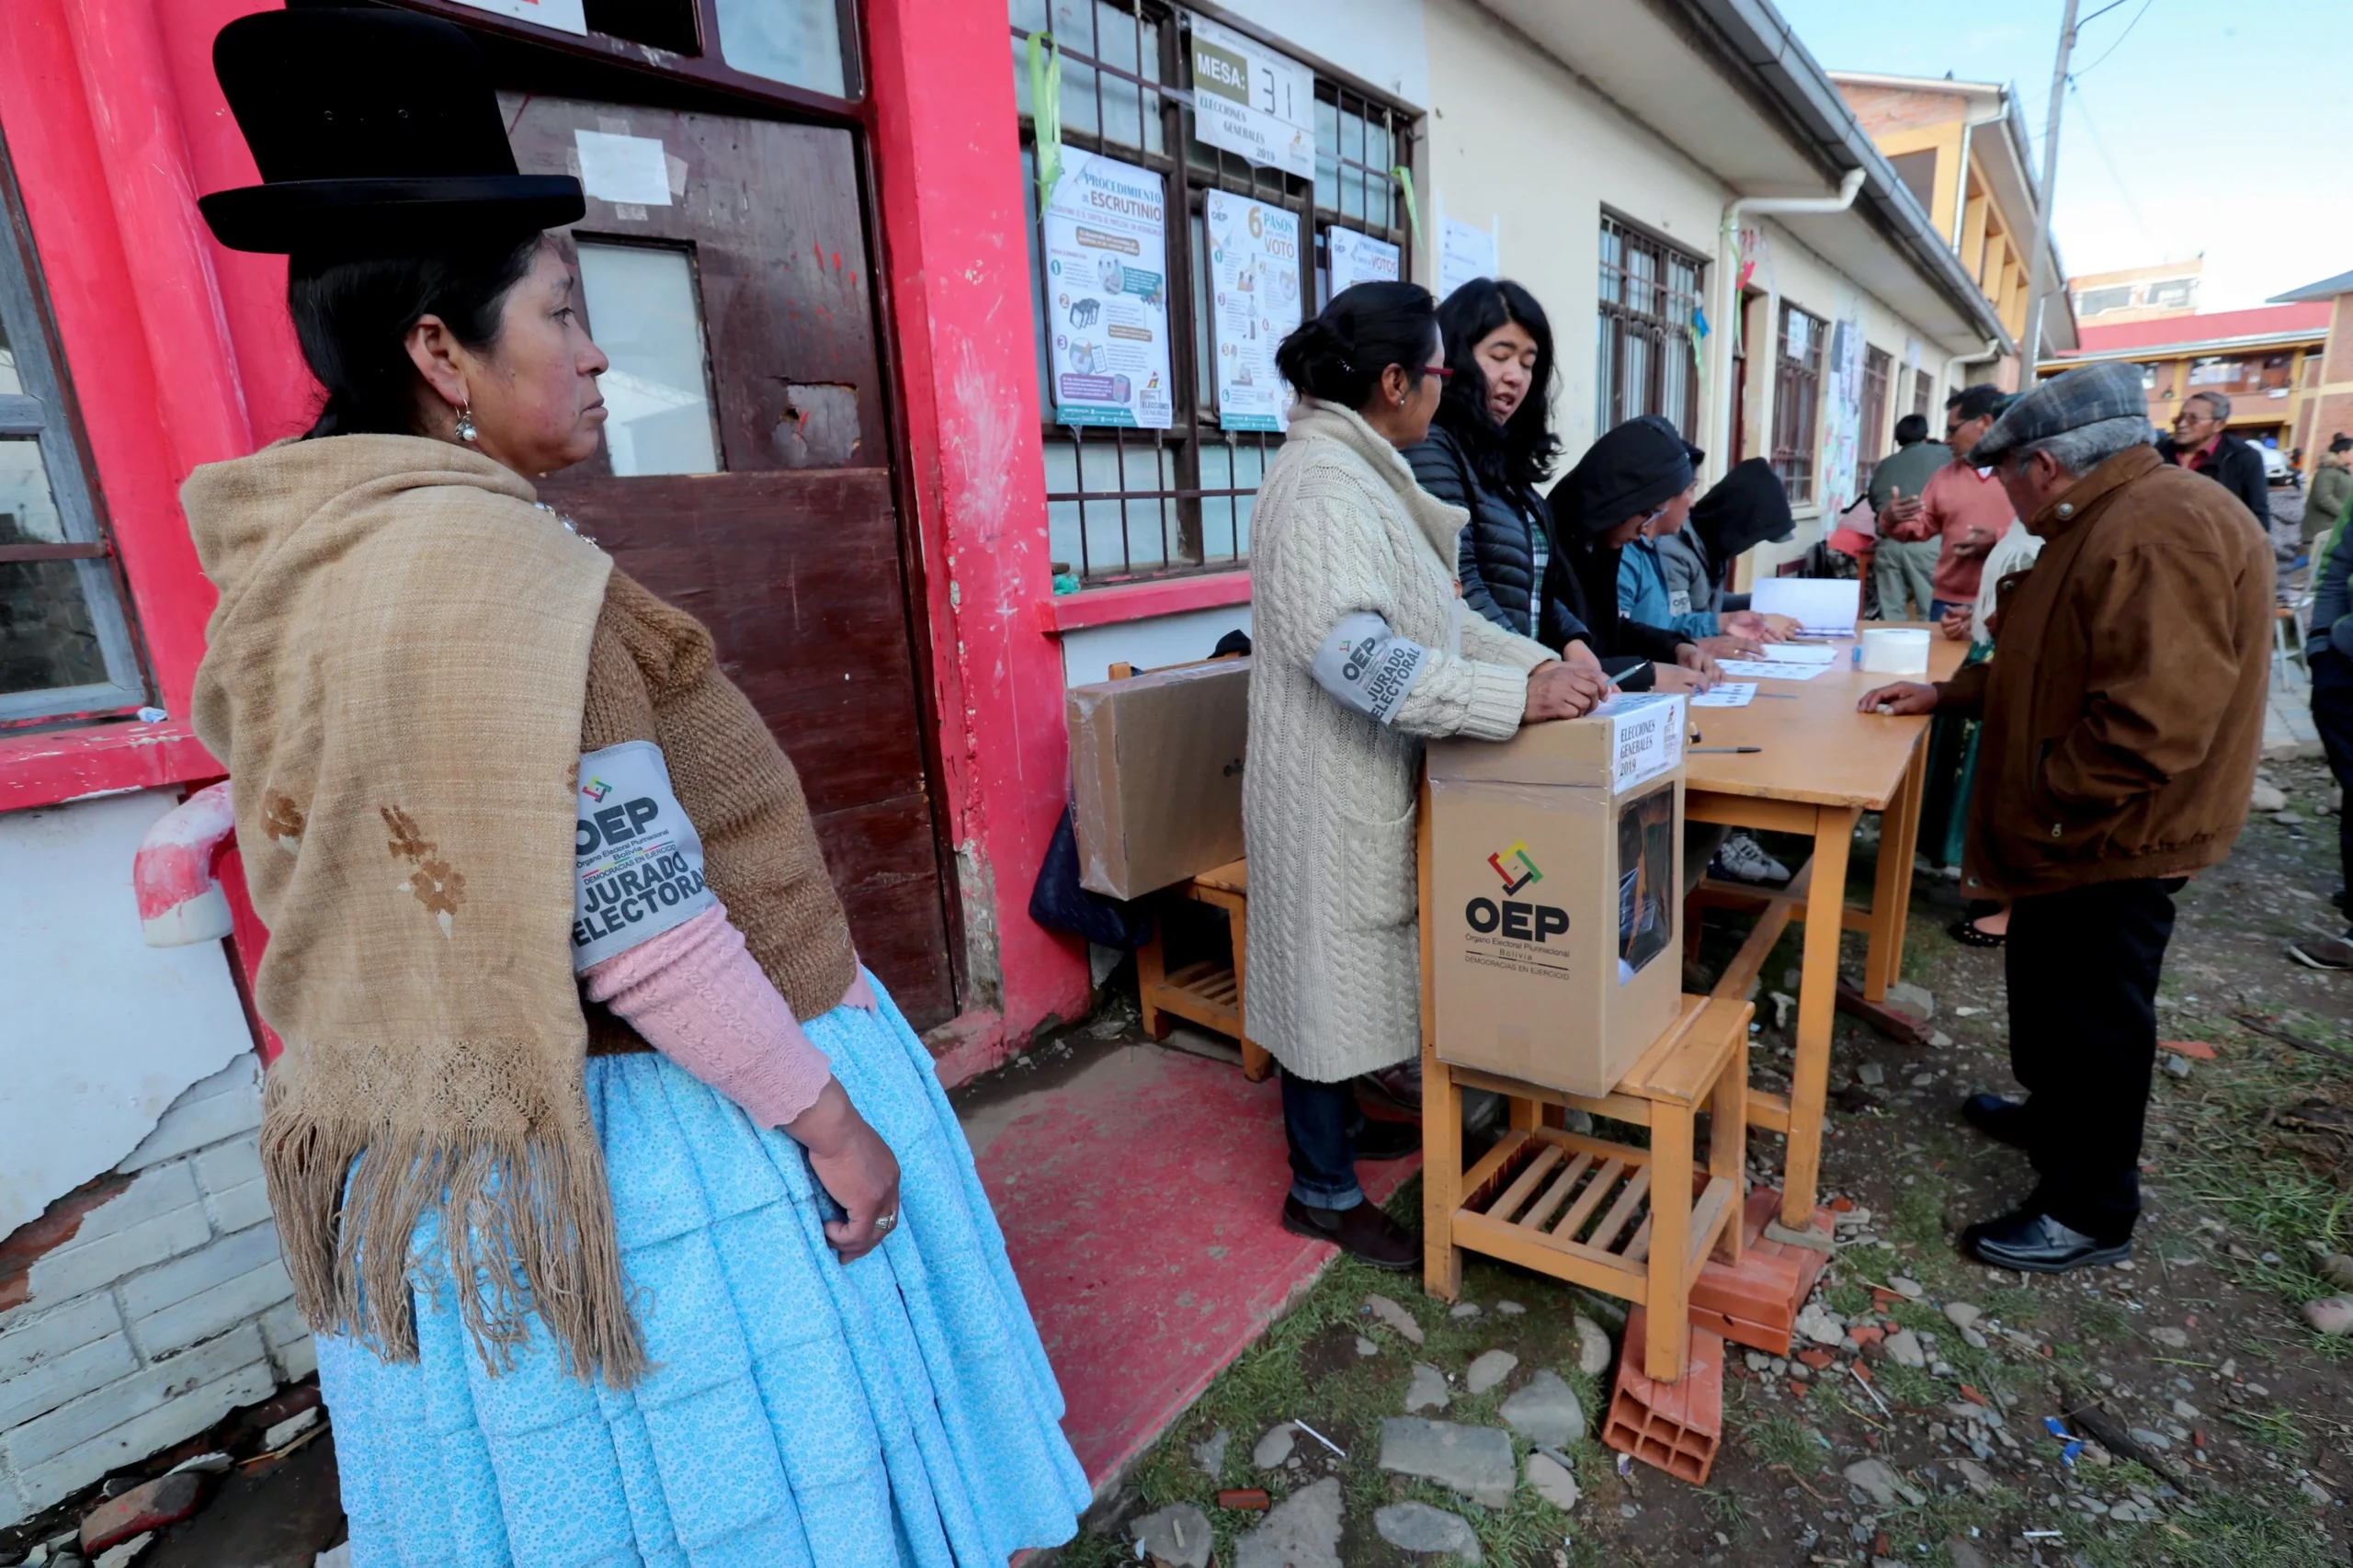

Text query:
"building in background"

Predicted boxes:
[[1828, 72, 2077, 389], [2072, 256, 2202, 326], [2040, 295, 2332, 451], [2270, 268, 2353, 456]]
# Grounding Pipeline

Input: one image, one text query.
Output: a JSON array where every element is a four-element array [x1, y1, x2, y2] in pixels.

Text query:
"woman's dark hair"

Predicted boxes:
[[1274, 281, 1438, 411], [1431, 278, 1559, 490], [287, 231, 543, 438]]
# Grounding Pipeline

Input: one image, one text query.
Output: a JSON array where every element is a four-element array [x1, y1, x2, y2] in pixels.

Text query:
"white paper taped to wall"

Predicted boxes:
[[574, 131, 673, 206]]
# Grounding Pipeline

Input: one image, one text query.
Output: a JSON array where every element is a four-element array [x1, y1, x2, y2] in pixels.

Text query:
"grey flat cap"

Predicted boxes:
[[1971, 360, 2148, 465]]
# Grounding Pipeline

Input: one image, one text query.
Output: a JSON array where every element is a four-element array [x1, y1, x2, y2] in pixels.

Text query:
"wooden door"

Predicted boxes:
[[502, 94, 957, 1031]]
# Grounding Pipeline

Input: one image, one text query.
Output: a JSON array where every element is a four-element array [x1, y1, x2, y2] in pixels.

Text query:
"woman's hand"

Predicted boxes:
[[784, 1079, 902, 1262], [1648, 663, 1713, 695], [1562, 638, 1606, 681], [1938, 604, 1973, 642], [1696, 632, 1762, 660], [1677, 642, 1722, 681], [1523, 659, 1608, 723], [1719, 610, 1795, 643], [1857, 681, 1939, 716]]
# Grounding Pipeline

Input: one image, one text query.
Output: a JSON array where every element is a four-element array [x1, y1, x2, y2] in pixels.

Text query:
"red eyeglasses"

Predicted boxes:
[[1417, 364, 1455, 381]]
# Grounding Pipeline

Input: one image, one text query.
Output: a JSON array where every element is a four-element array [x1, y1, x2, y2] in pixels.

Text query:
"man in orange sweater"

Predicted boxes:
[[1879, 384, 2017, 632]]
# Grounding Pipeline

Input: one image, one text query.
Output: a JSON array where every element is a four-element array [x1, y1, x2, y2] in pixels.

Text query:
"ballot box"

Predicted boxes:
[[1426, 692, 1688, 1097], [1067, 657, 1250, 898]]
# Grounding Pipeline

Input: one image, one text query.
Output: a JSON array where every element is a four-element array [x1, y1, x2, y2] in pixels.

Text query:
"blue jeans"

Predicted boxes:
[[1280, 1071, 1366, 1210]]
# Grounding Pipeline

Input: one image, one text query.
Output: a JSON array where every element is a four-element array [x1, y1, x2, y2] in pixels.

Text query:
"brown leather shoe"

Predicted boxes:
[[1281, 1196, 1418, 1270]]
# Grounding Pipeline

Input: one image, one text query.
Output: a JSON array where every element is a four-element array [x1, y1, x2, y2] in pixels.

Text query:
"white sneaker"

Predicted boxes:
[[1711, 832, 1790, 884]]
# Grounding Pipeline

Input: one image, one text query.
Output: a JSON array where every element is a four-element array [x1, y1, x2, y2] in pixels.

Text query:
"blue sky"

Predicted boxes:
[[1770, 0, 2353, 312]]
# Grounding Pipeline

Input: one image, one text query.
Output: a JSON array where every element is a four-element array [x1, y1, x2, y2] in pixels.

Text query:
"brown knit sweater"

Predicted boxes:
[[581, 570, 858, 1055]]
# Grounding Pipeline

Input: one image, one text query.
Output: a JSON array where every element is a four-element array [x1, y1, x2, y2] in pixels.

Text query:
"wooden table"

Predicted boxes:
[[1682, 627, 1969, 1231]]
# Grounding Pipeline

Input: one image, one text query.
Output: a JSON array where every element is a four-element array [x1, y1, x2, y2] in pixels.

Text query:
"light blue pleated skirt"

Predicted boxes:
[[317, 976, 1090, 1567]]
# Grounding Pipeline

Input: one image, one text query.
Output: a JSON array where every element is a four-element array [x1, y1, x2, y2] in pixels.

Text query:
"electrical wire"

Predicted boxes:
[[2072, 0, 2158, 79]]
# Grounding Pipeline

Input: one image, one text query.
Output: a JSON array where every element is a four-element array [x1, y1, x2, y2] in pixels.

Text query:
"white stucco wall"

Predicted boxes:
[[1060, 604, 1254, 687], [1206, 0, 1430, 107], [0, 790, 255, 1239]]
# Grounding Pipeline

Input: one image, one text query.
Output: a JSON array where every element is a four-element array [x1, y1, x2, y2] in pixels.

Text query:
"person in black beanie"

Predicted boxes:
[[1541, 415, 1721, 693]]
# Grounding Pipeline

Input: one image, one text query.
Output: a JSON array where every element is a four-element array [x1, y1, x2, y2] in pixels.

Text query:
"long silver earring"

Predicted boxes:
[[453, 404, 478, 443]]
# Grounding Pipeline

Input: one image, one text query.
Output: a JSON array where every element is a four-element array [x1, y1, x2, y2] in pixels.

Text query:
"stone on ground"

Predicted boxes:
[[1355, 1335, 1379, 1357], [1405, 1362, 1451, 1413], [2147, 1325, 2189, 1348], [1253, 1422, 1297, 1469], [2321, 1253, 2353, 1290], [1842, 1458, 1925, 1508], [1373, 1501, 1483, 1562], [1946, 1542, 1993, 1568], [1496, 1299, 1527, 1315], [1234, 1476, 1343, 1568], [1955, 1458, 1995, 1494], [1192, 1427, 1230, 1477], [1525, 1449, 1581, 1510], [1942, 1301, 1982, 1331], [1888, 1276, 1923, 1299], [1498, 1369, 1586, 1448], [2251, 781, 2289, 812], [1366, 1294, 1426, 1346], [1884, 1328, 1927, 1368], [1465, 1348, 1518, 1395], [1379, 1417, 1518, 1507], [1572, 1313, 1613, 1376], [1131, 1502, 1215, 1568], [1857, 1062, 1886, 1086], [1449, 1301, 1483, 1319], [1885, 981, 1935, 1018], [81, 1472, 204, 1554], [2302, 1294, 2353, 1335], [1796, 1303, 1846, 1345]]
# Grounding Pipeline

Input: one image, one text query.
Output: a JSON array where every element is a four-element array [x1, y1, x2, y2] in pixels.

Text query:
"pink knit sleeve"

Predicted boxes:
[[582, 903, 835, 1128]]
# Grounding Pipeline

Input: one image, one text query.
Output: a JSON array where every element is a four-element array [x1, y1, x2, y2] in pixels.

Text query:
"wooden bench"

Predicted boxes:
[[1136, 858, 1273, 1081]]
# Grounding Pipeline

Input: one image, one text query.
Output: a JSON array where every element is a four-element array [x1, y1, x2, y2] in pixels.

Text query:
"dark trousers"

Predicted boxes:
[[2309, 650, 2353, 900], [2006, 877, 2182, 1242], [1280, 1071, 1366, 1210]]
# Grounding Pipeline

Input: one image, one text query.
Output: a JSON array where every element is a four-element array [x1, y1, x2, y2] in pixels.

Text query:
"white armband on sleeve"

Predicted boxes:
[[572, 741, 721, 971], [1310, 611, 1430, 724]]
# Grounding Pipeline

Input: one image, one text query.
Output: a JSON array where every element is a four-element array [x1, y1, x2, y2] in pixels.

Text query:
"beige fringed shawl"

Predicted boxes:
[[186, 435, 637, 1383]]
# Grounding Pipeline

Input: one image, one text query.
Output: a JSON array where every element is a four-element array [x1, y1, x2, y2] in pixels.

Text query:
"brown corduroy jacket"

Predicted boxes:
[[1937, 444, 2274, 899]]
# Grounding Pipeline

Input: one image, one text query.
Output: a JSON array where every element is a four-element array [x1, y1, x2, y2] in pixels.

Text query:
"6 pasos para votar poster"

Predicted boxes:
[[1043, 148, 1174, 429], [1203, 189, 1301, 432]]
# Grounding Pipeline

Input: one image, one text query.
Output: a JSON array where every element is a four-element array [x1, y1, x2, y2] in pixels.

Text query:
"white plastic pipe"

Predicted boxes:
[[1708, 168, 1868, 477]]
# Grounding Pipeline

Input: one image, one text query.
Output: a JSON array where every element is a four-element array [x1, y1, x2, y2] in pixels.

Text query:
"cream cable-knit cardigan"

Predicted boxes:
[[1243, 400, 1556, 1084]]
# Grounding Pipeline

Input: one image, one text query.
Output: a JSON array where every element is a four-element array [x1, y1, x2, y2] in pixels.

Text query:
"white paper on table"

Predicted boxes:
[[574, 131, 673, 206], [1757, 642, 1836, 665], [1715, 659, 1834, 681], [1689, 683, 1756, 708], [1750, 577, 1860, 635]]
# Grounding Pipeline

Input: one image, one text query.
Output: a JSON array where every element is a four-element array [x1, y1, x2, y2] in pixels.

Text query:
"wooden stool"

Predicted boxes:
[[1136, 858, 1274, 1081], [1420, 994, 1751, 1383]]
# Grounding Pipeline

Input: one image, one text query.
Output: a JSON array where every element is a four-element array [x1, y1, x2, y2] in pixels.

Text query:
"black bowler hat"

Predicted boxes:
[[198, 8, 583, 256]]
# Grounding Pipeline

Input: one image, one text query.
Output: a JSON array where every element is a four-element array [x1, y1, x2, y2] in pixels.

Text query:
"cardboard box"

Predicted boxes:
[[1427, 692, 1688, 1097], [1067, 657, 1250, 899]]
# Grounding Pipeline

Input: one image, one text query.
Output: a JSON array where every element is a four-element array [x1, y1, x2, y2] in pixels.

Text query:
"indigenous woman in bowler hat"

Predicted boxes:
[[183, 11, 1086, 1562]]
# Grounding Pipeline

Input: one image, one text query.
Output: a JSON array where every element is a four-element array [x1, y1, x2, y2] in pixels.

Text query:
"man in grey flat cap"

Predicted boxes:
[[1859, 360, 2272, 1273]]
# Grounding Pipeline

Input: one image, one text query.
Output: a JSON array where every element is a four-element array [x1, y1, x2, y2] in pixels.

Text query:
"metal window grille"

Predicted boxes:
[[1772, 301, 1825, 505], [1911, 367, 1934, 420], [0, 133, 143, 727], [1595, 215, 1704, 439], [1011, 0, 1414, 584], [1857, 345, 1892, 492]]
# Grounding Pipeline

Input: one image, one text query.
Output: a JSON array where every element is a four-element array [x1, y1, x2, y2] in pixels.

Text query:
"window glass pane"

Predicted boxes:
[[1094, 1, 1137, 73], [1048, 0, 1095, 55], [1060, 58, 1100, 139], [0, 335, 19, 395], [1342, 108, 1365, 167], [1190, 210, 1213, 414], [1009, 0, 1049, 34], [576, 243, 722, 477], [1341, 165, 1363, 222], [715, 0, 847, 98], [0, 439, 108, 697]]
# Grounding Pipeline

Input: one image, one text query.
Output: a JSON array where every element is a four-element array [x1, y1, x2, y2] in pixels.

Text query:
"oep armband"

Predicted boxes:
[[1310, 610, 1430, 724], [572, 741, 720, 971]]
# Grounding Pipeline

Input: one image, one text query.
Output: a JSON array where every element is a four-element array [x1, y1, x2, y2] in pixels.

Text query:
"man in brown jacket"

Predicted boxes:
[[1860, 360, 2272, 1272]]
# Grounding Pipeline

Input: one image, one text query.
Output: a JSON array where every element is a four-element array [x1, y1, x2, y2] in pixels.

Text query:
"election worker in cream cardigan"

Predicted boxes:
[[180, 10, 1084, 1562], [1244, 282, 1607, 1270]]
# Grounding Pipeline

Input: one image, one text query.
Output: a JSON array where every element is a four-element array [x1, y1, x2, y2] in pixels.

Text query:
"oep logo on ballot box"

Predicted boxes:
[[1465, 840, 1570, 946]]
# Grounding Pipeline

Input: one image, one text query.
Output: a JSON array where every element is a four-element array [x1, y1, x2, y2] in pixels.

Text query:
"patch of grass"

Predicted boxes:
[[1889, 1174, 1950, 1254], [2225, 1404, 2309, 1455], [2060, 1485, 2338, 1568], [1699, 1485, 1754, 1534], [1733, 1411, 1826, 1474], [1824, 1281, 1872, 1318], [1981, 1284, 2044, 1325], [1871, 1360, 1942, 1410], [2074, 1299, 2131, 1343]]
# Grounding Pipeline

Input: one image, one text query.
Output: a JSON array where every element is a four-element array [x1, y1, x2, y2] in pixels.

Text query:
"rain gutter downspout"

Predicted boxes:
[[1709, 167, 1867, 477]]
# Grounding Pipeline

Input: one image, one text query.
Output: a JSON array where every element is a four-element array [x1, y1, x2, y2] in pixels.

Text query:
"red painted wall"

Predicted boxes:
[[2, 0, 1089, 1064]]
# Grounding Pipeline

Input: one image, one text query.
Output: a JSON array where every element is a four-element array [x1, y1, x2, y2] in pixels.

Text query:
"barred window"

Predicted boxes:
[[1596, 216, 1704, 439], [0, 133, 144, 727], [1011, 1, 1415, 583], [1911, 367, 1934, 420], [1857, 345, 1892, 491], [1772, 301, 1825, 505]]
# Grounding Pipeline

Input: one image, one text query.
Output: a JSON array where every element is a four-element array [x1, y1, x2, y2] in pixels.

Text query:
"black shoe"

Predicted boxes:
[[1961, 1092, 2030, 1148], [1353, 1116, 1422, 1161], [1358, 1062, 1423, 1115], [1961, 1209, 2131, 1273], [1281, 1196, 1418, 1270]]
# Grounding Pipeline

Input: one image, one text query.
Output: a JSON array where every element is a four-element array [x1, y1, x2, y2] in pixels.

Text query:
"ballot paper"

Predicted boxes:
[[1715, 659, 1833, 681], [1689, 683, 1756, 708], [1751, 578, 1860, 636], [1757, 642, 1836, 665]]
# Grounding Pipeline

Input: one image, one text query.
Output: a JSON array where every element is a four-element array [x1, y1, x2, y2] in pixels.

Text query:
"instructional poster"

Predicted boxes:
[[1184, 12, 1316, 180], [1438, 213, 1498, 300], [1204, 190, 1302, 432], [1325, 226, 1401, 301], [1043, 148, 1174, 429]]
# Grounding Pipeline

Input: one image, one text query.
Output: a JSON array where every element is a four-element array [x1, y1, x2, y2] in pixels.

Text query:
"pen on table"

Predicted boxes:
[[1690, 745, 1762, 754]]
